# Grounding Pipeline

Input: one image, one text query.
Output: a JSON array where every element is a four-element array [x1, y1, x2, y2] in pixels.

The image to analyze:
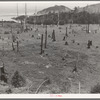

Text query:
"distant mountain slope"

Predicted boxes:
[[37, 5, 72, 15], [78, 3, 100, 14]]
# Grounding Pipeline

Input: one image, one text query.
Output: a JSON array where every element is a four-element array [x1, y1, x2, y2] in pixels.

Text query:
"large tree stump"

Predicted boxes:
[[87, 40, 92, 49], [0, 63, 7, 83]]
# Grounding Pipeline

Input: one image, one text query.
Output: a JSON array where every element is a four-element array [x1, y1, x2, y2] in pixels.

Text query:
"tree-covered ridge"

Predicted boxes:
[[13, 10, 100, 25]]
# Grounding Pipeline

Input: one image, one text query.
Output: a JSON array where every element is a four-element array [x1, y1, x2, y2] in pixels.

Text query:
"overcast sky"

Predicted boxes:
[[0, 1, 100, 20], [0, 1, 100, 15]]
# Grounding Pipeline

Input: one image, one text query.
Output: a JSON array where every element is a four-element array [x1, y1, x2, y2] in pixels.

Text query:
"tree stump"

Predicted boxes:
[[65, 41, 68, 45]]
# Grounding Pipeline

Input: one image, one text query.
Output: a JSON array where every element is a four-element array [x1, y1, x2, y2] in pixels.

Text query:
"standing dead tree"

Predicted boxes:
[[12, 42, 15, 51], [11, 27, 19, 52], [66, 27, 68, 37], [11, 26, 15, 51], [12, 34, 16, 51], [72, 52, 79, 73], [44, 25, 47, 48], [63, 27, 68, 41], [52, 29, 56, 42], [86, 24, 89, 33], [86, 12, 90, 34], [40, 34, 44, 54], [17, 41, 19, 52]]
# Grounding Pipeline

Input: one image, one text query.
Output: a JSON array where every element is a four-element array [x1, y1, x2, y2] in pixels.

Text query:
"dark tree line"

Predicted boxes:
[[14, 10, 100, 25]]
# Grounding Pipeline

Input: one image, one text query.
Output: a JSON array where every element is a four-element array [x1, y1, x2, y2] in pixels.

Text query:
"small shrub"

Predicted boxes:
[[91, 83, 100, 93], [11, 71, 26, 88]]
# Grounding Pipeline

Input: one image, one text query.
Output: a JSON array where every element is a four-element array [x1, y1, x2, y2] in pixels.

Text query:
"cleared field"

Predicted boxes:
[[0, 23, 100, 93]]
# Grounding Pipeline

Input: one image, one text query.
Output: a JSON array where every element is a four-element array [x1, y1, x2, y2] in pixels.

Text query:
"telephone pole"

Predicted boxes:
[[25, 3, 27, 16], [17, 3, 19, 17], [24, 3, 27, 30]]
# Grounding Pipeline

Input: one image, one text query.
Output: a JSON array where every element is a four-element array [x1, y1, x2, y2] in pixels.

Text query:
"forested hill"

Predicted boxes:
[[77, 3, 100, 14], [14, 3, 100, 25]]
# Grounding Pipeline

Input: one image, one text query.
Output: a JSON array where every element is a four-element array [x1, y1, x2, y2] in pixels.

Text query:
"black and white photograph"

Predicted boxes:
[[0, 1, 100, 95]]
